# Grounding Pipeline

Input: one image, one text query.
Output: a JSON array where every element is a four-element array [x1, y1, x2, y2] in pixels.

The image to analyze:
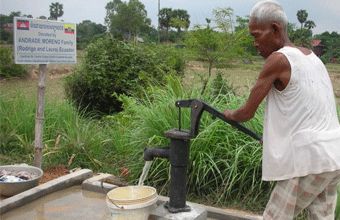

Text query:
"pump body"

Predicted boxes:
[[143, 99, 261, 213]]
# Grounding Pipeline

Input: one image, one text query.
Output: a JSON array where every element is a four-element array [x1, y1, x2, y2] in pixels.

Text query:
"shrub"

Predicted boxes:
[[0, 47, 27, 79], [0, 30, 12, 43], [320, 55, 328, 64], [211, 71, 236, 96], [64, 38, 186, 115]]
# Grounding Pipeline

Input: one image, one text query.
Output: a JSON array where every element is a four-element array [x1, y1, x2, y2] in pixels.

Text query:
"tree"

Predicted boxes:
[[108, 0, 151, 41], [1, 11, 21, 28], [77, 20, 107, 49], [234, 15, 257, 57], [234, 15, 249, 32], [314, 31, 340, 61], [0, 12, 22, 43], [291, 10, 315, 48], [287, 22, 298, 39], [49, 2, 63, 20], [212, 7, 234, 34], [323, 38, 340, 61], [159, 8, 173, 41], [170, 9, 190, 33], [205, 18, 211, 29], [104, 0, 122, 28], [184, 7, 250, 94], [304, 20, 316, 30], [296, 10, 308, 30], [290, 28, 313, 48]]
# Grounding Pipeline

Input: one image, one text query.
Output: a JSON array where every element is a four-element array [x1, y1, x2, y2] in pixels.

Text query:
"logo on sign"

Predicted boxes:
[[17, 20, 29, 30], [64, 24, 75, 34]]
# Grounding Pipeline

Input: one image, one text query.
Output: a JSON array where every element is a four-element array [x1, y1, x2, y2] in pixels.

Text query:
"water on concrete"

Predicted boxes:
[[1, 185, 219, 220], [1, 185, 111, 220]]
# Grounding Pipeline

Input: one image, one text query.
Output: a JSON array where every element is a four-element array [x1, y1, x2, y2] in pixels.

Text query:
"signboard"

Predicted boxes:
[[14, 17, 76, 64]]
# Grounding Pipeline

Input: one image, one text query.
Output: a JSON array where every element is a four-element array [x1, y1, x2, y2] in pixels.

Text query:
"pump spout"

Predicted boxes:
[[144, 147, 170, 161]]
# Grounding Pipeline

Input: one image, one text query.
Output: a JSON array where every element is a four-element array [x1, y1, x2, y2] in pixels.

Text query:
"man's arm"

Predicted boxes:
[[224, 52, 290, 122]]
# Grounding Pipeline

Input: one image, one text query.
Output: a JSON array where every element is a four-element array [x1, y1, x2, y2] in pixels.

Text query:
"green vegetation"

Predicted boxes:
[[1, 2, 340, 218], [105, 0, 151, 41], [0, 47, 26, 79], [49, 2, 63, 21], [1, 71, 268, 212], [315, 32, 340, 63], [64, 38, 186, 115], [1, 71, 339, 217], [76, 20, 107, 49], [159, 7, 190, 42], [287, 9, 316, 49]]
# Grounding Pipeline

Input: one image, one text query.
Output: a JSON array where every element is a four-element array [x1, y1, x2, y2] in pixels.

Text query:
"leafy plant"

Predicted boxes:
[[211, 70, 235, 96], [64, 37, 186, 115], [0, 47, 27, 79]]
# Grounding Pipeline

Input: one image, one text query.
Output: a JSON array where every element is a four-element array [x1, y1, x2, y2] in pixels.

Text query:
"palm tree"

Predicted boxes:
[[159, 8, 173, 41], [324, 38, 340, 61], [297, 10, 308, 30], [49, 2, 63, 21], [304, 20, 316, 30], [172, 9, 190, 32]]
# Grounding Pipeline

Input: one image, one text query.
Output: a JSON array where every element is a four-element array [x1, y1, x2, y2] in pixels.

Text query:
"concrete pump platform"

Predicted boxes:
[[0, 170, 263, 220]]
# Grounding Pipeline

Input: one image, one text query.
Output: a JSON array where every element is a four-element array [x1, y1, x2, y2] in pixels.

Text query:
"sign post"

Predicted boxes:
[[34, 64, 47, 168], [14, 17, 76, 168]]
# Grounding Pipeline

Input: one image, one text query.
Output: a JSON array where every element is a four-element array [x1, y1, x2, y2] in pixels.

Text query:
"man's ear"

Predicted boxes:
[[271, 23, 280, 35]]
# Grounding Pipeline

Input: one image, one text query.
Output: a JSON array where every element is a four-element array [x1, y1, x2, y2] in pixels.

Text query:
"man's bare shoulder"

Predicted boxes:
[[263, 52, 290, 73]]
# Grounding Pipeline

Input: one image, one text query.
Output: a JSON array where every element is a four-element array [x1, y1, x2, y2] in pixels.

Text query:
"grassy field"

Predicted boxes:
[[184, 58, 340, 105]]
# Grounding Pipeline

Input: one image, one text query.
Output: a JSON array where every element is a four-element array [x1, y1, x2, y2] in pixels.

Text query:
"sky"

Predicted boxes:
[[1, 0, 340, 35]]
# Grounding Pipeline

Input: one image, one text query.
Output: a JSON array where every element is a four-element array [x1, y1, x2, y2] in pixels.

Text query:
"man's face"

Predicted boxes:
[[249, 18, 279, 59]]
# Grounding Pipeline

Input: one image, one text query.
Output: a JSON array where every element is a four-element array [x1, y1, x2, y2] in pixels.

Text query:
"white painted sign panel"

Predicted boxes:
[[14, 17, 76, 64]]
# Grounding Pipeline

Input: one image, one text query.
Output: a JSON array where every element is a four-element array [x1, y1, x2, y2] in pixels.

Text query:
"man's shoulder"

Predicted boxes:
[[265, 52, 289, 69]]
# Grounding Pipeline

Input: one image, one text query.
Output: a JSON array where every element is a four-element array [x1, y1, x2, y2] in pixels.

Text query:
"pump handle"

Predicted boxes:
[[176, 99, 262, 141]]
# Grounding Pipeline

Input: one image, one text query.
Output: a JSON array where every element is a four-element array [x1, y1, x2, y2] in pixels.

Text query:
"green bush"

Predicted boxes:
[[0, 30, 12, 43], [64, 38, 186, 115], [0, 47, 27, 79], [211, 71, 236, 96], [320, 55, 328, 64]]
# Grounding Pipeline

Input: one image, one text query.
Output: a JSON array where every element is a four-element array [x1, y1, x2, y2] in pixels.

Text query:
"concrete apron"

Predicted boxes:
[[0, 170, 263, 220]]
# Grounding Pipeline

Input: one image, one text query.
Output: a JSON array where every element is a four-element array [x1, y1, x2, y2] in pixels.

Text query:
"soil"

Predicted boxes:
[[39, 164, 70, 184]]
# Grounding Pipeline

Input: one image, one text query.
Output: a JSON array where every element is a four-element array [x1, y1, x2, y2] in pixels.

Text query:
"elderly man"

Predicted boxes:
[[223, 0, 340, 219]]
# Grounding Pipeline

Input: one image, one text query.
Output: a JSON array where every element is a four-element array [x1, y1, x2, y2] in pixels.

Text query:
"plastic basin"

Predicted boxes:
[[0, 165, 43, 197], [106, 185, 158, 220]]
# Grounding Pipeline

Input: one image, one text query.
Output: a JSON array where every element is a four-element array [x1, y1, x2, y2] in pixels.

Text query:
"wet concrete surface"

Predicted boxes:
[[1, 185, 112, 220], [1, 184, 252, 220]]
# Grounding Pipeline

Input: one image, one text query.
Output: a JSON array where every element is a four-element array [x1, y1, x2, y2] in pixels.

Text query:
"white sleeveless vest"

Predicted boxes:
[[262, 46, 340, 181]]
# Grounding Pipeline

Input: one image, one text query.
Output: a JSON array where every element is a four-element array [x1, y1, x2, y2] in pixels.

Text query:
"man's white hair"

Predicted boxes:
[[250, 0, 288, 26]]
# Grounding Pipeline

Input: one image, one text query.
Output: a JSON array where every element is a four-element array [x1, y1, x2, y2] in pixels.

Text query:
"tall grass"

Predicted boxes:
[[337, 184, 340, 220], [106, 75, 270, 212], [0, 92, 114, 170]]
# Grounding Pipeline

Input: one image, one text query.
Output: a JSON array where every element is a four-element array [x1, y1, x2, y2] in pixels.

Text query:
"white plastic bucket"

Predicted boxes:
[[106, 186, 158, 220]]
